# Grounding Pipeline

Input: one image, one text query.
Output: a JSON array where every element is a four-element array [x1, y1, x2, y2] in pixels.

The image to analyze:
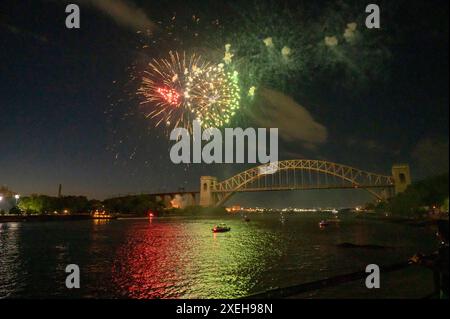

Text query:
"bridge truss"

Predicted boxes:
[[212, 160, 395, 206]]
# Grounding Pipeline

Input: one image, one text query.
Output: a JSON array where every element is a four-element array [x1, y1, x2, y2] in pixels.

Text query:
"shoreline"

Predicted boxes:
[[355, 213, 448, 227], [0, 214, 107, 223], [1, 211, 447, 225]]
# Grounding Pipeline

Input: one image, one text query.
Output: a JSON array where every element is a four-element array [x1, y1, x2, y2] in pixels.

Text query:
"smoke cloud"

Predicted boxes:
[[170, 194, 195, 209], [81, 0, 155, 32], [248, 88, 328, 148]]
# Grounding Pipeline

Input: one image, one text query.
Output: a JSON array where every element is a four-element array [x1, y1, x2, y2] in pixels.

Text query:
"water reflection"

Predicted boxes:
[[0, 223, 23, 298], [0, 215, 437, 298], [92, 219, 111, 226], [111, 218, 283, 298]]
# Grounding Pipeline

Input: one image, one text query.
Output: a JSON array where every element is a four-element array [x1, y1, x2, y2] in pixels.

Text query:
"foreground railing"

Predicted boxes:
[[243, 258, 435, 299]]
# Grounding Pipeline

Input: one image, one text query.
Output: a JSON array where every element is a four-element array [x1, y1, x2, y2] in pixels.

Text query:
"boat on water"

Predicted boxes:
[[319, 219, 341, 227], [92, 210, 116, 220], [243, 216, 250, 222], [212, 223, 231, 233], [147, 209, 158, 218], [319, 220, 330, 227]]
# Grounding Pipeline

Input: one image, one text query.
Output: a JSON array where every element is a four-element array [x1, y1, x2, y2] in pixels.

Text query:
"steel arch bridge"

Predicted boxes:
[[199, 160, 405, 207]]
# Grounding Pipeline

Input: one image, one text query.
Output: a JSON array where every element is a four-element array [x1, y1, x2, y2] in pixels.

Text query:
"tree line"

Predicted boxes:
[[368, 173, 449, 217], [1, 194, 163, 215]]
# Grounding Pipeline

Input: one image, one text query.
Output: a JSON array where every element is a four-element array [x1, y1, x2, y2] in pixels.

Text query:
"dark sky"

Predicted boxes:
[[0, 0, 448, 207]]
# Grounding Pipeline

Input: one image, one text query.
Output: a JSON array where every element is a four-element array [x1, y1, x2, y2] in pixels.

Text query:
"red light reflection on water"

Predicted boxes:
[[110, 219, 264, 299], [111, 221, 195, 299]]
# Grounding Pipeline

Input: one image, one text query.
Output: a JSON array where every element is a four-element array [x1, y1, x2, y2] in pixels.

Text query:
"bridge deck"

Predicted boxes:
[[148, 191, 199, 197], [212, 184, 394, 193]]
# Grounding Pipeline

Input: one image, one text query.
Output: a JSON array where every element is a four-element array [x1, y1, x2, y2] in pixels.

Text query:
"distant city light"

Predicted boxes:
[[0, 195, 3, 202], [14, 194, 20, 199], [225, 206, 362, 214]]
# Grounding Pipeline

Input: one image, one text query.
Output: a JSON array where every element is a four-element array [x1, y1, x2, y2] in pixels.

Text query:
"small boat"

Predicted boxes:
[[212, 223, 231, 233], [319, 220, 330, 227], [243, 216, 250, 222], [147, 209, 158, 218], [92, 210, 116, 220]]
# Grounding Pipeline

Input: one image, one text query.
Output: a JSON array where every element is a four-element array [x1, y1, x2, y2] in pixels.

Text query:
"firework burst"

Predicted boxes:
[[138, 51, 209, 130], [138, 51, 241, 131], [185, 63, 240, 127]]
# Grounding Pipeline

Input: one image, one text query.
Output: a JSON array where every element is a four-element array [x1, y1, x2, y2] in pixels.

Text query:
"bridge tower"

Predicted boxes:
[[391, 164, 411, 195], [199, 176, 218, 207]]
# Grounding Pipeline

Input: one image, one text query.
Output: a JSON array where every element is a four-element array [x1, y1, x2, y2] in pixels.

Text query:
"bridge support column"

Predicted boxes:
[[392, 164, 411, 195], [163, 195, 173, 208], [186, 193, 197, 206], [199, 176, 218, 207]]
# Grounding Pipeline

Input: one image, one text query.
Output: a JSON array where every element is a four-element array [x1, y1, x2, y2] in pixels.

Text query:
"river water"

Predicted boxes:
[[0, 213, 437, 299]]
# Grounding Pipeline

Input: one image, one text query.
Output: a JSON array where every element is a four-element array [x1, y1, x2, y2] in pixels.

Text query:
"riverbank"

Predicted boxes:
[[0, 206, 228, 223], [0, 214, 102, 223]]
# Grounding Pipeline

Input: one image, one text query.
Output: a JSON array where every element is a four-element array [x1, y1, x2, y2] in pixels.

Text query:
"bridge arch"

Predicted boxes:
[[199, 160, 400, 207]]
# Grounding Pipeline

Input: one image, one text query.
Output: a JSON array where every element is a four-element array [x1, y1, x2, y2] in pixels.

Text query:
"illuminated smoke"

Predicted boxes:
[[281, 46, 292, 58], [82, 0, 155, 32], [324, 36, 338, 47], [263, 37, 274, 48], [344, 22, 357, 42], [170, 194, 193, 209]]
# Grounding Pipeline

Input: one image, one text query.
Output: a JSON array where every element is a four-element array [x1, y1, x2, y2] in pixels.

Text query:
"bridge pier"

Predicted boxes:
[[163, 195, 173, 208], [391, 164, 411, 195], [187, 193, 197, 206], [199, 176, 218, 207]]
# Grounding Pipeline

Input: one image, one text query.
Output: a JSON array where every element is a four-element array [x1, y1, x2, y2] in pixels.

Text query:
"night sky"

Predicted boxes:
[[0, 0, 448, 207]]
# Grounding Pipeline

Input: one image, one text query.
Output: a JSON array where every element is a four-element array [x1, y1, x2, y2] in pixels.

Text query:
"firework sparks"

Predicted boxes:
[[263, 37, 274, 48], [156, 87, 181, 106], [138, 51, 209, 130], [248, 86, 257, 97], [223, 43, 234, 64], [185, 63, 240, 127], [324, 36, 338, 47], [138, 51, 241, 131]]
